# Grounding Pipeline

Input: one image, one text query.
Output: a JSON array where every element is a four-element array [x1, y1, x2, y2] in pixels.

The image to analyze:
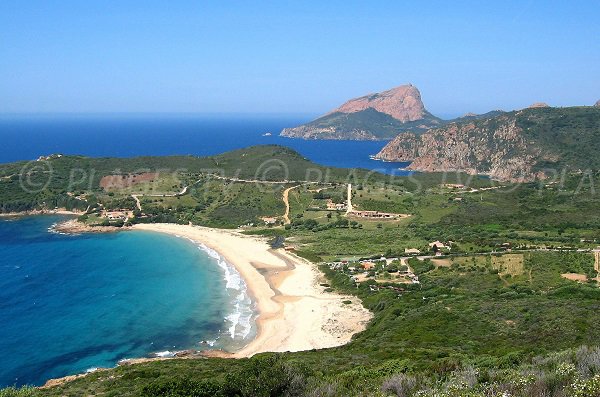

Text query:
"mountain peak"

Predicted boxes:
[[528, 102, 550, 108], [280, 84, 441, 140], [332, 84, 426, 122]]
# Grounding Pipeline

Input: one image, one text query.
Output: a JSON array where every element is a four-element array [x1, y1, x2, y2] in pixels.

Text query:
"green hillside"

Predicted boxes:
[[294, 108, 442, 140], [376, 106, 600, 182], [3, 146, 600, 396]]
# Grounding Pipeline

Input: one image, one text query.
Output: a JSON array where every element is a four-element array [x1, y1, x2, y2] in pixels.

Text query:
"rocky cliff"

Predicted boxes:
[[281, 84, 442, 140], [375, 107, 600, 182], [331, 84, 427, 122]]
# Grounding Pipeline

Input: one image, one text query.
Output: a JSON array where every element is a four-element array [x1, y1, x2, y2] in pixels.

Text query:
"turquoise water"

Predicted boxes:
[[0, 215, 253, 387]]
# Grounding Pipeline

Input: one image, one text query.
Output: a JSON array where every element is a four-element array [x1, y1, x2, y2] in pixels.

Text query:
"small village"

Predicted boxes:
[[324, 239, 457, 293], [326, 255, 419, 295]]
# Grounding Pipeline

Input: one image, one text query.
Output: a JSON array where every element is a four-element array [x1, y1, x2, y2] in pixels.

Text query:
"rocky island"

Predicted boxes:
[[280, 84, 442, 140]]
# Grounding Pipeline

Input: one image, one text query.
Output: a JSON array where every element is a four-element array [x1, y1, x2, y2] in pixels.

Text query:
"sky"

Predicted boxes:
[[0, 1, 599, 118]]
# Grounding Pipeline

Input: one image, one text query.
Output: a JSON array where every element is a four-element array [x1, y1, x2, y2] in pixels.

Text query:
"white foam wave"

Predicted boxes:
[[154, 351, 175, 358], [47, 223, 76, 236], [194, 242, 255, 341]]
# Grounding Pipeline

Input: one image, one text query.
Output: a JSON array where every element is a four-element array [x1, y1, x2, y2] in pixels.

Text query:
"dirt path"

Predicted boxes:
[[346, 183, 353, 214], [131, 195, 142, 211], [282, 185, 302, 224], [594, 250, 600, 282]]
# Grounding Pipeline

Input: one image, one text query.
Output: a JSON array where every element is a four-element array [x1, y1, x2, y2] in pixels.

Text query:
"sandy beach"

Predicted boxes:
[[131, 223, 372, 357]]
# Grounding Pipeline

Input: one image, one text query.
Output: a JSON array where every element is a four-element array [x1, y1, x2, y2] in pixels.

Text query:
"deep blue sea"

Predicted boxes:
[[0, 114, 410, 174], [0, 115, 409, 387]]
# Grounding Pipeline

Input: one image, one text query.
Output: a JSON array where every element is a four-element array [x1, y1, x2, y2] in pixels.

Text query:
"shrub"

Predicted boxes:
[[141, 378, 223, 397], [576, 346, 600, 377], [0, 387, 38, 397], [381, 373, 418, 397]]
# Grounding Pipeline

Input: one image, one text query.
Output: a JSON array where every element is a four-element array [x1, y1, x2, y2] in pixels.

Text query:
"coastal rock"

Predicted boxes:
[[374, 107, 600, 182], [51, 219, 127, 234], [281, 84, 442, 140], [376, 117, 542, 182]]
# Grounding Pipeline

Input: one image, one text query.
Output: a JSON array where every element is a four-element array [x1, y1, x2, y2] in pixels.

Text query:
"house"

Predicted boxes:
[[350, 210, 397, 219], [361, 261, 376, 270], [261, 217, 277, 225], [404, 248, 421, 254], [326, 200, 346, 211], [105, 211, 127, 221], [429, 241, 449, 250]]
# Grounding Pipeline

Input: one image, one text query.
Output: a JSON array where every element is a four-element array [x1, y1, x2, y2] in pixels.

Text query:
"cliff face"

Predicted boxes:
[[281, 85, 442, 140], [332, 84, 427, 122], [375, 107, 600, 182]]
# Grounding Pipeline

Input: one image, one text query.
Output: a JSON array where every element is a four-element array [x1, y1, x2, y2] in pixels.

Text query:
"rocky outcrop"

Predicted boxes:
[[281, 85, 442, 140], [375, 107, 600, 182], [331, 84, 427, 122], [376, 116, 543, 181], [528, 102, 550, 108], [595, 100, 600, 107]]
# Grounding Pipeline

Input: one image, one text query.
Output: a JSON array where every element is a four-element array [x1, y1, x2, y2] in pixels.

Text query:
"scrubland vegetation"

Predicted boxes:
[[2, 145, 600, 396]]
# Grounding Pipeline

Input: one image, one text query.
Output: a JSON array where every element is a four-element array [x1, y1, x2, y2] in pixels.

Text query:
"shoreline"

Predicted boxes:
[[0, 209, 83, 217], [131, 223, 372, 357], [39, 221, 372, 388]]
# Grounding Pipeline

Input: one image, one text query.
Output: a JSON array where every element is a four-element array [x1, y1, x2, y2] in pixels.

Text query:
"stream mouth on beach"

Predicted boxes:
[[0, 215, 255, 387]]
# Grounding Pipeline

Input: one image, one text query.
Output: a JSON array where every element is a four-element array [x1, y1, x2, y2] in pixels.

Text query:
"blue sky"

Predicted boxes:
[[1, 1, 599, 117]]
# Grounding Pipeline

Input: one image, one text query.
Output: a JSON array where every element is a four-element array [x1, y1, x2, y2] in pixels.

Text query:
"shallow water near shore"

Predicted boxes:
[[0, 215, 253, 387]]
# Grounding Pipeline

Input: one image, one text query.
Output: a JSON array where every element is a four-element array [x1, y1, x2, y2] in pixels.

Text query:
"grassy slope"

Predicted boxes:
[[2, 146, 600, 395], [299, 108, 442, 139], [518, 107, 600, 172]]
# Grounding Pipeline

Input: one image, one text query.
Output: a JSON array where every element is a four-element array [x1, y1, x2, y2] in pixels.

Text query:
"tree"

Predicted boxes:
[[303, 219, 318, 229], [141, 379, 224, 397]]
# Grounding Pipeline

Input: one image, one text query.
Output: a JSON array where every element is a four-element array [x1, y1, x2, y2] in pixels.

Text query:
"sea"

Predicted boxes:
[[0, 115, 410, 387]]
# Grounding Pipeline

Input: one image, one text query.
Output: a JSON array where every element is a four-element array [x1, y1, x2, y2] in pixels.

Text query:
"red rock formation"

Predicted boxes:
[[331, 84, 426, 122], [375, 113, 543, 182]]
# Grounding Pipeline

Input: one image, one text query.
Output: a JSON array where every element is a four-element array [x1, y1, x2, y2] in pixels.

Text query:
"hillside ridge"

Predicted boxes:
[[375, 106, 600, 181]]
